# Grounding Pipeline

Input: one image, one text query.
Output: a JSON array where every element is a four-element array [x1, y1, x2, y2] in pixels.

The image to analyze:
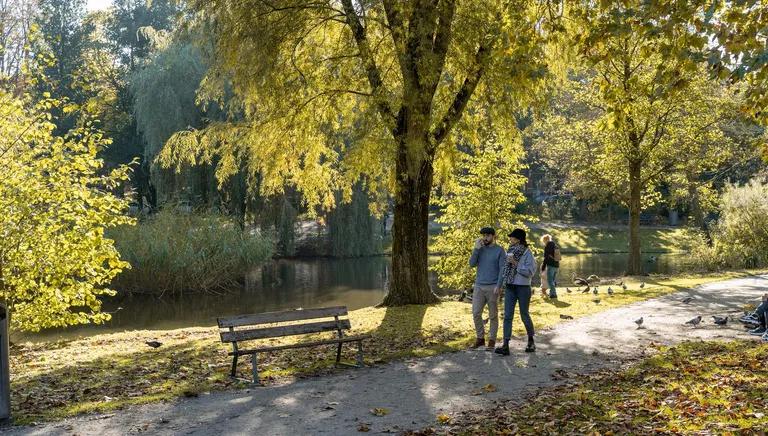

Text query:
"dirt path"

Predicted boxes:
[[4, 275, 766, 436]]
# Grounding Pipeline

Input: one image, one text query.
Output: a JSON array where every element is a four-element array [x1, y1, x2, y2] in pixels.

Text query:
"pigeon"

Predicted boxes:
[[559, 314, 574, 320], [621, 283, 627, 291], [607, 287, 614, 295], [145, 340, 163, 349], [639, 282, 645, 289], [682, 297, 693, 304], [566, 287, 572, 293], [634, 317, 644, 327], [592, 287, 599, 295], [581, 286, 590, 294], [712, 315, 728, 326], [458, 290, 467, 302], [685, 315, 702, 326]]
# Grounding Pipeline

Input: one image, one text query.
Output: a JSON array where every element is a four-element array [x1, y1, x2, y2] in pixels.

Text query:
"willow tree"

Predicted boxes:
[[162, 1, 554, 305]]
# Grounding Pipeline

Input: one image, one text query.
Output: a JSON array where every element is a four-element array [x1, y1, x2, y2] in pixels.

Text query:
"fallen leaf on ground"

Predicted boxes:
[[437, 414, 451, 424], [370, 407, 390, 416]]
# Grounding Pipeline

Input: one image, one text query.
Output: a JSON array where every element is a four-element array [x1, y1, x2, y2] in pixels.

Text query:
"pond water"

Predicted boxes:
[[26, 252, 685, 341]]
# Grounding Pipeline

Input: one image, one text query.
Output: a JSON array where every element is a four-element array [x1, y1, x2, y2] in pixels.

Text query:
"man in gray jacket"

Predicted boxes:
[[468, 227, 506, 350]]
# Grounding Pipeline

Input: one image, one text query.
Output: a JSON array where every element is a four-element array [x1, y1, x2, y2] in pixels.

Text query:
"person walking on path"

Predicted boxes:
[[468, 227, 506, 351], [541, 234, 561, 299], [496, 228, 536, 355]]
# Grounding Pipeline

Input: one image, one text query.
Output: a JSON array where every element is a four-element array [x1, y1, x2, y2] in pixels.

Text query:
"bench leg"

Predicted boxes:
[[252, 353, 259, 384], [356, 340, 364, 367], [230, 354, 239, 377], [336, 341, 343, 363]]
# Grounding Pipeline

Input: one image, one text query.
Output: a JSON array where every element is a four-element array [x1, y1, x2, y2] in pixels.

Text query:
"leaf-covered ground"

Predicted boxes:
[[412, 340, 768, 435], [9, 271, 756, 424]]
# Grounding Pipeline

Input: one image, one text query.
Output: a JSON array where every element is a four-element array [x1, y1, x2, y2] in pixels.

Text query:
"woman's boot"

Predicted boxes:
[[494, 340, 510, 356], [525, 336, 536, 353]]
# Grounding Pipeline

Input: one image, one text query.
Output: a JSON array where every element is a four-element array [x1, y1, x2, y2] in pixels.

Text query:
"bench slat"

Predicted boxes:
[[229, 334, 371, 354], [218, 306, 348, 328], [220, 319, 351, 342]]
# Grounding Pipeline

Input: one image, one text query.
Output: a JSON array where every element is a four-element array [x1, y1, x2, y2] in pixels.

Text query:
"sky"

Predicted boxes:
[[87, 0, 111, 11]]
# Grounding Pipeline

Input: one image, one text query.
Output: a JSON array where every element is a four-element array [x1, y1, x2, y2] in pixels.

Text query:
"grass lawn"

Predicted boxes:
[[9, 271, 759, 424], [416, 340, 768, 435], [531, 224, 691, 253]]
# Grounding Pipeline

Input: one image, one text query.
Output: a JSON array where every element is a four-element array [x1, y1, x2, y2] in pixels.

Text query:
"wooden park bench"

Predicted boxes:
[[217, 306, 370, 383]]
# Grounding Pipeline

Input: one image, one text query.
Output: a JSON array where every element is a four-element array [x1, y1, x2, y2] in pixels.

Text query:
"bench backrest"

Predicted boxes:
[[217, 306, 351, 344]]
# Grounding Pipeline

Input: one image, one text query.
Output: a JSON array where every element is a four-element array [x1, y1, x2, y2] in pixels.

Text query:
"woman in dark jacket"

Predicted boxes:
[[540, 234, 560, 299]]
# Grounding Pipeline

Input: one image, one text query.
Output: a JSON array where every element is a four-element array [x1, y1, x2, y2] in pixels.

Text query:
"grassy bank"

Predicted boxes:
[[418, 340, 768, 434], [531, 224, 689, 253], [9, 271, 758, 424]]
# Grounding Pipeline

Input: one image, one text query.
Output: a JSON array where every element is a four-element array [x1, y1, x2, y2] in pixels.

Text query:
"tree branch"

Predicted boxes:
[[340, 0, 396, 127], [430, 39, 494, 150]]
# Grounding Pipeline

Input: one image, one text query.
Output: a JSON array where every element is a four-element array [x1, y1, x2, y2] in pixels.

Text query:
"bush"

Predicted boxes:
[[111, 210, 274, 294], [689, 178, 768, 270]]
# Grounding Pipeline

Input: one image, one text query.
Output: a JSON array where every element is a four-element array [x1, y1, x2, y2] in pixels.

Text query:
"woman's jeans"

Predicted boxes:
[[547, 266, 559, 298], [503, 284, 535, 341]]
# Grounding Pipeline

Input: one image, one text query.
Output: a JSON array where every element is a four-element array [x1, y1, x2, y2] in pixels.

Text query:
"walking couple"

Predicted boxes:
[[469, 227, 559, 355]]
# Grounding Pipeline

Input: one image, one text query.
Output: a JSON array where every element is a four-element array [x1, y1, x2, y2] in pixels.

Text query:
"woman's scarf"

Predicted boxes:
[[503, 244, 527, 285]]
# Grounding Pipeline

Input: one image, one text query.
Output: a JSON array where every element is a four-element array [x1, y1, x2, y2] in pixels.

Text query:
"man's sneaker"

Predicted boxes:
[[471, 338, 485, 348], [486, 340, 496, 351], [740, 313, 758, 323], [748, 326, 766, 336]]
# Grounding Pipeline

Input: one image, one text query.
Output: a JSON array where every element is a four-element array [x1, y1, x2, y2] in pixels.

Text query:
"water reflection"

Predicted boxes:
[[26, 253, 682, 341]]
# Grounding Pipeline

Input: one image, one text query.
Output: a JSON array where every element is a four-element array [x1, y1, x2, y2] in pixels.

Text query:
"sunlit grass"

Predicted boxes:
[[532, 225, 691, 253], [9, 270, 760, 424]]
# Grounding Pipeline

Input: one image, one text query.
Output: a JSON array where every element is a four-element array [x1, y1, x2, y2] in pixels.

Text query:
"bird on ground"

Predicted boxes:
[[607, 287, 614, 296], [592, 298, 601, 304], [566, 287, 572, 293], [685, 315, 703, 326], [581, 286, 591, 294], [712, 315, 728, 326], [572, 272, 591, 287], [639, 282, 646, 289], [145, 340, 163, 349], [559, 314, 574, 320], [682, 297, 693, 304], [634, 317, 644, 328], [621, 283, 627, 291], [458, 290, 467, 302], [593, 287, 599, 295]]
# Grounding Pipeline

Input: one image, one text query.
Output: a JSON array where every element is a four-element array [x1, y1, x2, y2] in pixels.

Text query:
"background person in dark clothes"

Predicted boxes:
[[540, 234, 561, 299]]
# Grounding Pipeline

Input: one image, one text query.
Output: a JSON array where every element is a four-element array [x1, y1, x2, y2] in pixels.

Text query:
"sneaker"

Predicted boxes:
[[740, 317, 760, 326], [748, 326, 766, 336], [486, 340, 496, 351], [494, 345, 510, 356], [471, 338, 485, 348], [740, 314, 758, 323]]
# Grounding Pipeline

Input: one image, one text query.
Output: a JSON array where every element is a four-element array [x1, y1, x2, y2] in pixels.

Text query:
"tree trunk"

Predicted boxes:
[[687, 178, 712, 245], [627, 161, 643, 275], [382, 139, 440, 306]]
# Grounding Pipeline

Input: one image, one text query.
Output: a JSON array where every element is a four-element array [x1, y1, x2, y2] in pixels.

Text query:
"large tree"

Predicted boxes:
[[162, 1, 555, 304]]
